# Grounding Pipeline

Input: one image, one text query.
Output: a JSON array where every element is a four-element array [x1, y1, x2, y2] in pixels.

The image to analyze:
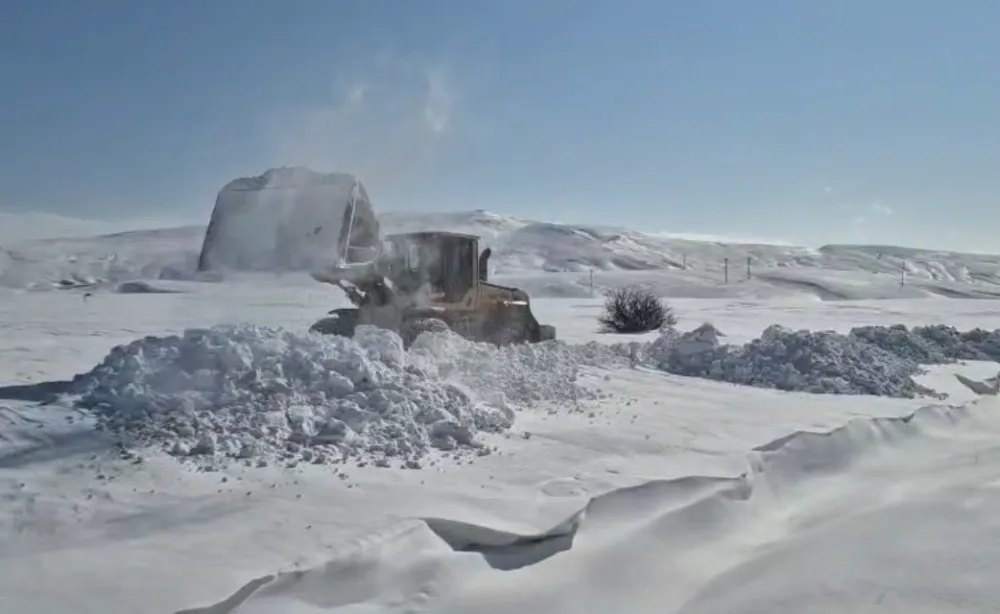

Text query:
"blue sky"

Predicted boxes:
[[2, 1, 999, 249]]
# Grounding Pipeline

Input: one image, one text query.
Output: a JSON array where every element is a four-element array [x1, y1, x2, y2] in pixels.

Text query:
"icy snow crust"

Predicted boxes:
[[67, 319, 1000, 469]]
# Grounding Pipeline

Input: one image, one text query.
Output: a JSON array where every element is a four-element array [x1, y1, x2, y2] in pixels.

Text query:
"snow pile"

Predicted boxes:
[[648, 324, 932, 397], [71, 324, 517, 468], [68, 324, 630, 468], [852, 324, 1000, 363], [648, 323, 1000, 398]]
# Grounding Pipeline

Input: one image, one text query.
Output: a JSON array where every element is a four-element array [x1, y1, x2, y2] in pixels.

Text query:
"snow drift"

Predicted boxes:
[[178, 399, 998, 614], [197, 167, 379, 272]]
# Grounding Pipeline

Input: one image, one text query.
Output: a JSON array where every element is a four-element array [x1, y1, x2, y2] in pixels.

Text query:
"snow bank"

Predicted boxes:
[[68, 314, 997, 473], [852, 324, 1000, 363], [69, 325, 630, 468], [72, 324, 512, 468], [647, 323, 1000, 398]]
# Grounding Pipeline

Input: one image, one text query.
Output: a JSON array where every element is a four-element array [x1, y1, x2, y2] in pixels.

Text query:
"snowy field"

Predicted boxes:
[[3, 212, 1000, 613]]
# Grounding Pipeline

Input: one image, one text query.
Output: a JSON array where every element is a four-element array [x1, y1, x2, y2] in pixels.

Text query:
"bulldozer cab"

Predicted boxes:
[[313, 228, 556, 345], [383, 232, 481, 304]]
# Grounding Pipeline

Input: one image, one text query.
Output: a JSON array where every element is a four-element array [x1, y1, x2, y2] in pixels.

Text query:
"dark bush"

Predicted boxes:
[[598, 285, 677, 333]]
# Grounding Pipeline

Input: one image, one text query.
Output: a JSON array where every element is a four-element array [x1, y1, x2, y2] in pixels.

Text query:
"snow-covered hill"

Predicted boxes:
[[1, 209, 999, 300], [381, 210, 822, 272]]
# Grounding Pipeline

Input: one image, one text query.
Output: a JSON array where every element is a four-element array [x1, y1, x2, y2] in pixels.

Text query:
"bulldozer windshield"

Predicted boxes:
[[386, 234, 476, 302]]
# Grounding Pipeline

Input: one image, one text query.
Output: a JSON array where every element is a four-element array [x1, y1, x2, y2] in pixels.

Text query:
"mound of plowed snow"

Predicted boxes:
[[73, 325, 515, 468], [852, 323, 1000, 363], [70, 325, 631, 468], [647, 323, 1000, 398], [70, 316, 996, 471]]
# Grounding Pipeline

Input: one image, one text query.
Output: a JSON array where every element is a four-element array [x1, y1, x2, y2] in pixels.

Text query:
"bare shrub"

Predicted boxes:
[[598, 285, 677, 333]]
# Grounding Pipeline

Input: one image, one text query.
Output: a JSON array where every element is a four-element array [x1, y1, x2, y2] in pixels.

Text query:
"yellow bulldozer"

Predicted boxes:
[[308, 196, 556, 347]]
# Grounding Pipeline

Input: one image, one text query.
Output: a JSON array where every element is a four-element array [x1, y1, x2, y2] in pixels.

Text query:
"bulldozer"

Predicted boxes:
[[308, 193, 556, 347]]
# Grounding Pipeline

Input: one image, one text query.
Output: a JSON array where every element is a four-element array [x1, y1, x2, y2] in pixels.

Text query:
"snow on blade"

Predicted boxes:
[[197, 167, 379, 273]]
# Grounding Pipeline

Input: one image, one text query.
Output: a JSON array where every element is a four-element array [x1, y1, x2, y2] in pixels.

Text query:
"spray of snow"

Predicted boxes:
[[408, 329, 633, 409]]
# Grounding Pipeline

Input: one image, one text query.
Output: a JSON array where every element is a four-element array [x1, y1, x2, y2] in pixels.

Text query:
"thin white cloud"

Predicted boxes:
[[262, 54, 459, 191], [423, 69, 453, 134], [345, 83, 368, 106], [870, 200, 892, 217], [654, 231, 799, 246], [853, 199, 893, 227]]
